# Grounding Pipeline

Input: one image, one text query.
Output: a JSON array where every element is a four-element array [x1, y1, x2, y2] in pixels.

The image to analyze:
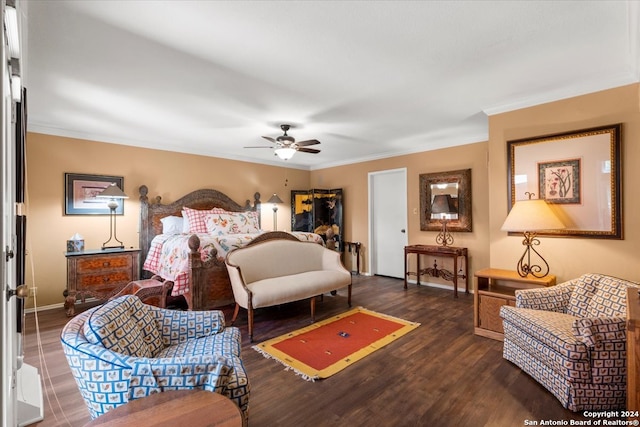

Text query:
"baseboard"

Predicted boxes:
[[406, 278, 474, 294], [24, 297, 101, 314]]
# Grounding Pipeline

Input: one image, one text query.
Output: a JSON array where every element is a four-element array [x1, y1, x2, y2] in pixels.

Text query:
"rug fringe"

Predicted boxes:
[[252, 345, 319, 382]]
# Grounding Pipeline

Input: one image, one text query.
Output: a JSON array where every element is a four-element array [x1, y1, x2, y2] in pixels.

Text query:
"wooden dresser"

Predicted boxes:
[[64, 248, 140, 316]]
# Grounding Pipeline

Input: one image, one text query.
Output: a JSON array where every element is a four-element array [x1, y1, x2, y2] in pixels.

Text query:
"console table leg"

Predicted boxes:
[[453, 256, 458, 298]]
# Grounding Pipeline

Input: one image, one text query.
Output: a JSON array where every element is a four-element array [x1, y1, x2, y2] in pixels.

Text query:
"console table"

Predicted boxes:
[[344, 241, 362, 275], [404, 245, 468, 298]]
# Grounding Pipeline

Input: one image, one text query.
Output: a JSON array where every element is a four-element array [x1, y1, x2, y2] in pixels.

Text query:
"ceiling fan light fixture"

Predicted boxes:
[[275, 147, 296, 160]]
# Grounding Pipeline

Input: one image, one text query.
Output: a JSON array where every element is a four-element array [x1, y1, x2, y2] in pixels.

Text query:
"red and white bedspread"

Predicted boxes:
[[143, 231, 323, 296]]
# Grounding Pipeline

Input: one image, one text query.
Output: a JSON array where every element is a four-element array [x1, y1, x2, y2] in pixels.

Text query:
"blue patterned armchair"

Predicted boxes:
[[500, 273, 639, 411], [60, 295, 249, 424]]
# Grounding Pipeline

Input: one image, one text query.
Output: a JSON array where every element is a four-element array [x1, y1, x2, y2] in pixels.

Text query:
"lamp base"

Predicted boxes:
[[102, 245, 124, 250], [515, 232, 550, 278], [435, 219, 454, 247]]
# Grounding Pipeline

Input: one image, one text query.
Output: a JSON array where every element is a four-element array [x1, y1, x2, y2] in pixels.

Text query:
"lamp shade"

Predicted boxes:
[[501, 199, 564, 232], [267, 193, 283, 204], [96, 183, 128, 199], [274, 147, 296, 160], [431, 194, 457, 214]]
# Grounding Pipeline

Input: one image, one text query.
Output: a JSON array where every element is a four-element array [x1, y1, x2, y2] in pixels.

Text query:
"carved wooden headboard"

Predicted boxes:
[[138, 185, 261, 274]]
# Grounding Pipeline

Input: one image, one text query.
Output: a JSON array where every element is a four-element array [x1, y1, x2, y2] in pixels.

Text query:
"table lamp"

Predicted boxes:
[[431, 194, 457, 246], [97, 183, 128, 249], [501, 192, 564, 278], [267, 193, 283, 231]]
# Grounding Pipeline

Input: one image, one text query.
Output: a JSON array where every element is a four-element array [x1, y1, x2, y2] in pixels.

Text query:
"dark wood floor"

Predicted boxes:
[[24, 275, 589, 427]]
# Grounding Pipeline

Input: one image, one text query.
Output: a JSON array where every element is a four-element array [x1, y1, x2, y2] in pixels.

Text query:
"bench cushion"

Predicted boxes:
[[249, 270, 352, 308]]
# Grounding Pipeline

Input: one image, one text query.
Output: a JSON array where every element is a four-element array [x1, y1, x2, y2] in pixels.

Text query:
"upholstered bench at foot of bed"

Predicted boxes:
[[226, 239, 352, 342]]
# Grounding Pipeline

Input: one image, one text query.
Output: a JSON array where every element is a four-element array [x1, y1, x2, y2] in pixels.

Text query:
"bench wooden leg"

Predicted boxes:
[[347, 283, 352, 307], [231, 303, 240, 325], [248, 305, 254, 343], [310, 297, 316, 323]]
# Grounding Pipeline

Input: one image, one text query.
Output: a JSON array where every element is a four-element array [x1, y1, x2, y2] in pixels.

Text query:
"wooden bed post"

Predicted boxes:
[[139, 185, 150, 279], [188, 234, 205, 310]]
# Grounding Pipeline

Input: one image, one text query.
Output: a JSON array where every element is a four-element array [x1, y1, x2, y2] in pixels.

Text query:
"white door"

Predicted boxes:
[[2, 45, 18, 427], [368, 168, 407, 278]]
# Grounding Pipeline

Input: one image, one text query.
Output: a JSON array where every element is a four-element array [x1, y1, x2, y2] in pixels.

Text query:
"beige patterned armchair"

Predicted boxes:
[[500, 273, 639, 411]]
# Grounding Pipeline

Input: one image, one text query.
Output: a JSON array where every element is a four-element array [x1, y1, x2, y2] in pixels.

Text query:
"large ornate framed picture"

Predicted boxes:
[[507, 124, 622, 239], [64, 173, 124, 215]]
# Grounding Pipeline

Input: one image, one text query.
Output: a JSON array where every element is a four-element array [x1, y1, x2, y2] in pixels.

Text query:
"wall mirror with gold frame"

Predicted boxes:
[[419, 168, 472, 232]]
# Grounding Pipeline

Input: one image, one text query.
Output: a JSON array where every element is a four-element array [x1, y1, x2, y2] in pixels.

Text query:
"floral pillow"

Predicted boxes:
[[205, 212, 261, 235], [182, 207, 228, 234]]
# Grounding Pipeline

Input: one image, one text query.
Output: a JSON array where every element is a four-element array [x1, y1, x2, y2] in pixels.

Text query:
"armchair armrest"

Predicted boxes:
[[150, 307, 226, 346], [573, 316, 627, 347], [128, 354, 234, 400], [515, 281, 575, 312]]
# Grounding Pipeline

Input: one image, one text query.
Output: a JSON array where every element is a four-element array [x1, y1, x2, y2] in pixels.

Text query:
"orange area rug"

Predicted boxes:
[[252, 307, 420, 381]]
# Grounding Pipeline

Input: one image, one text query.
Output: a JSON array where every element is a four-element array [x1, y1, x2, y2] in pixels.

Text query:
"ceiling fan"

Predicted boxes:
[[245, 124, 321, 160]]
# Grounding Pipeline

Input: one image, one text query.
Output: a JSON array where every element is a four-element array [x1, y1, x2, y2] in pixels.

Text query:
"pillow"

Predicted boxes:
[[205, 212, 261, 235], [160, 216, 184, 235], [84, 296, 152, 358], [181, 207, 230, 234]]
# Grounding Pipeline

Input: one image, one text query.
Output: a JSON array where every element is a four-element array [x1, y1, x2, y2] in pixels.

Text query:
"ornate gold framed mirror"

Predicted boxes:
[[419, 168, 472, 232]]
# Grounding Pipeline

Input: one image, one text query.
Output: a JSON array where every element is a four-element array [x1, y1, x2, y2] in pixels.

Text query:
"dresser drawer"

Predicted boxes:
[[76, 255, 132, 273], [78, 270, 133, 288]]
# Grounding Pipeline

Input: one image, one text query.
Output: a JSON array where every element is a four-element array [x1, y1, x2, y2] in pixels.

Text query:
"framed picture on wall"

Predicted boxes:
[[64, 173, 124, 215], [537, 158, 581, 204], [507, 124, 622, 239]]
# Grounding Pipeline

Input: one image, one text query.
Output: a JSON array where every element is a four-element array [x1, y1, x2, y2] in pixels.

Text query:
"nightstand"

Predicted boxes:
[[64, 248, 140, 316], [474, 268, 556, 341]]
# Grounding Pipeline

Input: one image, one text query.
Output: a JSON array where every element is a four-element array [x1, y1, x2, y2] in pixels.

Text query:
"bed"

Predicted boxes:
[[138, 185, 323, 310]]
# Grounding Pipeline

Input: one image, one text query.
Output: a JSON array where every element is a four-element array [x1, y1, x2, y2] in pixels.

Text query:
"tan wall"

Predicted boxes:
[[25, 83, 640, 309], [489, 83, 640, 283], [310, 141, 490, 281], [26, 132, 490, 308], [25, 133, 310, 307]]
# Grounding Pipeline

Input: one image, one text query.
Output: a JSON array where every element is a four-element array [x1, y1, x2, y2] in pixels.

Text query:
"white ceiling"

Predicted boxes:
[[24, 1, 639, 170]]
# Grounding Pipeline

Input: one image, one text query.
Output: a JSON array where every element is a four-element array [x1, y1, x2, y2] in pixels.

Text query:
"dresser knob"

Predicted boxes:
[[103, 262, 110, 267], [103, 277, 110, 282]]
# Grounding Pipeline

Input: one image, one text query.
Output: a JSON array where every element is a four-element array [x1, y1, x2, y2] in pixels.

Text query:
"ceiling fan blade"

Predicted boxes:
[[262, 136, 277, 143], [297, 147, 321, 154], [295, 139, 320, 147], [243, 145, 273, 149]]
